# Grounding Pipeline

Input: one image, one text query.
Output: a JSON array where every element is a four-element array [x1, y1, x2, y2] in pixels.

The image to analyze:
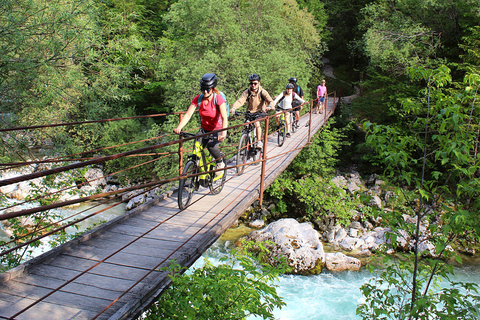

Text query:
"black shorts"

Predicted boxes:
[[292, 101, 302, 112], [252, 111, 267, 120]]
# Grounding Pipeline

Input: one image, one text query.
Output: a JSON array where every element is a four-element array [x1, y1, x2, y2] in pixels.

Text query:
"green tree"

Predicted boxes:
[[158, 0, 323, 118], [357, 0, 480, 75], [358, 65, 480, 319]]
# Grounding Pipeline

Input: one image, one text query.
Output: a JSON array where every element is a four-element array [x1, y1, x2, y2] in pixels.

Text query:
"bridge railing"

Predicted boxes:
[[0, 91, 337, 270]]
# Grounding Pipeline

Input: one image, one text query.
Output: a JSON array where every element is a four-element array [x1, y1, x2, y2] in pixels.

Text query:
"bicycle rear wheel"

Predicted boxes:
[[178, 161, 198, 210], [291, 113, 297, 133], [236, 133, 249, 175], [210, 160, 227, 194], [278, 120, 286, 147]]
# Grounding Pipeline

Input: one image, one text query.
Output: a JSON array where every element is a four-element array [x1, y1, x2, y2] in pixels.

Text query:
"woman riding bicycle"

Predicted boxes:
[[174, 73, 228, 173], [271, 83, 306, 138]]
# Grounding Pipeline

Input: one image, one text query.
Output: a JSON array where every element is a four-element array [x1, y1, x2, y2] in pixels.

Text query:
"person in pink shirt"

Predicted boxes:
[[316, 80, 327, 114], [174, 73, 228, 171]]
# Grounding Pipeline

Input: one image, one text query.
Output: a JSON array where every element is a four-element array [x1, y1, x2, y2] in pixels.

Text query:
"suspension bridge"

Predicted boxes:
[[0, 96, 336, 319]]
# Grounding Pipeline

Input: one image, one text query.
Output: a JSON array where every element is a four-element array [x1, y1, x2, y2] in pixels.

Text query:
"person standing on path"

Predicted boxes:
[[230, 74, 274, 149], [316, 79, 327, 114]]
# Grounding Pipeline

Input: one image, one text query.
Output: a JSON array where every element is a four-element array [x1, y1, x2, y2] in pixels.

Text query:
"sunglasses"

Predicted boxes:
[[250, 82, 259, 86], [201, 87, 212, 93]]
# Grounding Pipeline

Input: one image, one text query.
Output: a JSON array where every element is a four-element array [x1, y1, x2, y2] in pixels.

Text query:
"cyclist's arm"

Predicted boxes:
[[174, 103, 196, 134], [218, 102, 228, 141], [294, 95, 306, 105], [230, 90, 249, 114], [270, 93, 283, 110]]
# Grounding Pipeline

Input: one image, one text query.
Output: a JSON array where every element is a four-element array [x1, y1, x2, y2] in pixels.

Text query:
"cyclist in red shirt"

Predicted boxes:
[[174, 73, 228, 172]]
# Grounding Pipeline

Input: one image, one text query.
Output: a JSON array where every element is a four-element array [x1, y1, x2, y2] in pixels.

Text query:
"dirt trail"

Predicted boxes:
[[321, 57, 359, 104]]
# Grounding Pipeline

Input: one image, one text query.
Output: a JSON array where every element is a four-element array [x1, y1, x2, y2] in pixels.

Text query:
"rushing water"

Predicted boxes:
[[0, 200, 126, 259], [193, 224, 480, 320]]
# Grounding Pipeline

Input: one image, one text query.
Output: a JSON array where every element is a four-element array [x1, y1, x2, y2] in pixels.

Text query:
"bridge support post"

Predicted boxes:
[[308, 100, 313, 144], [179, 113, 184, 175], [258, 116, 269, 206]]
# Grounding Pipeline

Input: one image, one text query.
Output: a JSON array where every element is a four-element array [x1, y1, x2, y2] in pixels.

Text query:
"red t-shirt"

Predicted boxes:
[[192, 93, 226, 131]]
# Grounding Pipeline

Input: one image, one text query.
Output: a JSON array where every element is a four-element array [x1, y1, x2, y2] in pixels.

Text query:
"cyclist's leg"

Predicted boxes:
[[275, 110, 282, 128], [285, 109, 291, 133], [253, 120, 262, 144], [200, 132, 222, 162]]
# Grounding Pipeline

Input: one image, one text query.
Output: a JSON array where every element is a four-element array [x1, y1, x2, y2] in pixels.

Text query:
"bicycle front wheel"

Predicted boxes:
[[210, 160, 227, 194], [178, 161, 198, 210], [278, 120, 286, 147], [236, 133, 249, 175]]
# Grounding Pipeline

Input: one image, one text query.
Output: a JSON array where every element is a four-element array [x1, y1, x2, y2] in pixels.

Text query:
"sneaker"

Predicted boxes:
[[305, 122, 310, 127], [256, 141, 263, 149], [286, 133, 291, 138], [216, 161, 225, 176]]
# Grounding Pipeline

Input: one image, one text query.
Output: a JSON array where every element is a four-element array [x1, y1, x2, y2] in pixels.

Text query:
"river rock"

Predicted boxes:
[[244, 218, 325, 275], [339, 237, 365, 251], [0, 166, 36, 195], [84, 168, 107, 188], [125, 194, 146, 211], [249, 219, 265, 229], [324, 252, 361, 272], [369, 195, 382, 209]]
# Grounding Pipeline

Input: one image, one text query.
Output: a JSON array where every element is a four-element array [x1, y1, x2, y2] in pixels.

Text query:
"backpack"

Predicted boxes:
[[293, 83, 302, 96], [198, 92, 230, 117], [278, 91, 296, 104]]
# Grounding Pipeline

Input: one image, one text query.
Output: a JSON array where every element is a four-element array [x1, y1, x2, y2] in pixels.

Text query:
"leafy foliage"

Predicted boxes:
[[266, 119, 357, 224], [144, 241, 287, 320], [358, 256, 480, 319]]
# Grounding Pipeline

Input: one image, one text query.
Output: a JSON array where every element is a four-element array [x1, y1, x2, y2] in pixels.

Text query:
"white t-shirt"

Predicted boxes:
[[273, 92, 305, 110]]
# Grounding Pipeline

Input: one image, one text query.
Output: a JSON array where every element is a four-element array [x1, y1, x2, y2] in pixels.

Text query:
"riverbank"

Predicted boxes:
[[196, 224, 480, 320]]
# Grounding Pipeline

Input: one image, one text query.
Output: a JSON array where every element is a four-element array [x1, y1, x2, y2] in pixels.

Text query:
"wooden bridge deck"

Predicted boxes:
[[0, 105, 334, 320]]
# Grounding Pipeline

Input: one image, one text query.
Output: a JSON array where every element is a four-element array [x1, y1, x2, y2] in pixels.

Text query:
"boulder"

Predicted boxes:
[[249, 219, 265, 229], [245, 218, 325, 275], [84, 168, 107, 188], [339, 237, 365, 251], [324, 252, 361, 272]]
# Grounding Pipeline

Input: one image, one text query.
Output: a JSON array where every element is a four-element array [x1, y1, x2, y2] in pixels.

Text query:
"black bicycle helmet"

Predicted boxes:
[[288, 77, 297, 83], [248, 73, 261, 82], [199, 73, 217, 89], [286, 83, 294, 89]]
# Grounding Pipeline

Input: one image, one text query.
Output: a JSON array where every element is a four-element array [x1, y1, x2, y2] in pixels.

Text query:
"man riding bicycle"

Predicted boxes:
[[230, 74, 274, 149], [271, 83, 306, 138]]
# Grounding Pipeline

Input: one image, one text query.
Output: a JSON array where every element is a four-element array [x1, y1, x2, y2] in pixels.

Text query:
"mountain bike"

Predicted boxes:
[[177, 131, 227, 210], [235, 111, 264, 175], [276, 108, 295, 147]]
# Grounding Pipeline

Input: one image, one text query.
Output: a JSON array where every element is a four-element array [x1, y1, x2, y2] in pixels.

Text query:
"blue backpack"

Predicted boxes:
[[197, 92, 230, 117]]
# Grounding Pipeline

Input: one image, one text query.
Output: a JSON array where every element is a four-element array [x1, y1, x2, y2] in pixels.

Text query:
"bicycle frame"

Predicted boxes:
[[277, 109, 293, 131], [186, 137, 213, 181]]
